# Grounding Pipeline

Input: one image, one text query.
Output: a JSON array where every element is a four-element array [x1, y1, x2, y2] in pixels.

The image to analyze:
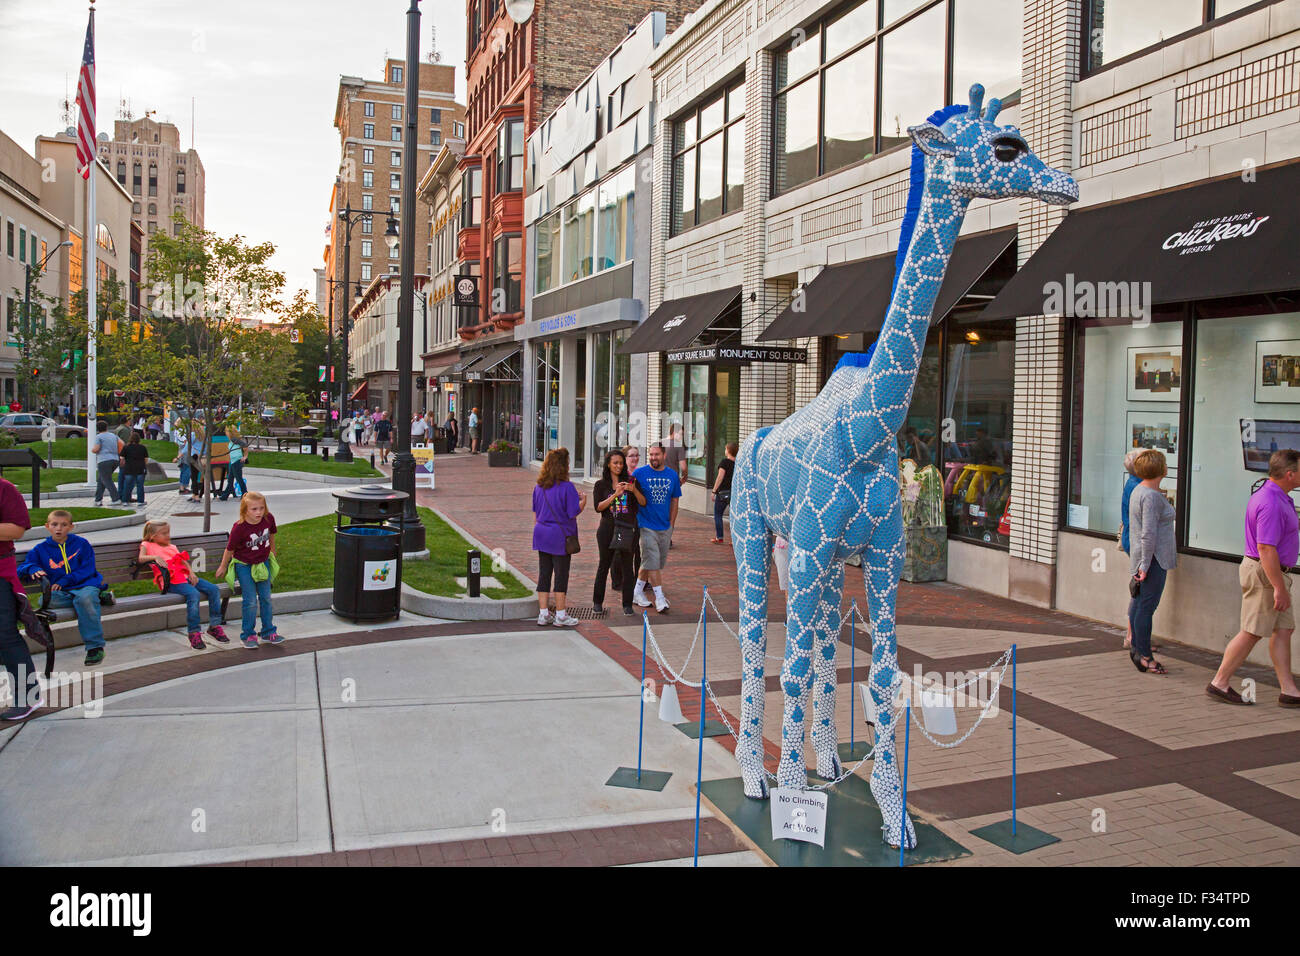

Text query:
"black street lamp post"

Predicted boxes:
[[390, 0, 426, 554], [335, 193, 372, 464]]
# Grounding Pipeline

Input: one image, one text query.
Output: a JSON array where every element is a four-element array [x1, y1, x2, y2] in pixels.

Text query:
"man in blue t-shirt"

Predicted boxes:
[[632, 442, 681, 613]]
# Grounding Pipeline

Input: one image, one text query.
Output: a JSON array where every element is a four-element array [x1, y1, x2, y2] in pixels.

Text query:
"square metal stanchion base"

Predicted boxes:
[[969, 818, 1060, 854], [605, 767, 672, 791], [698, 775, 970, 867], [837, 740, 873, 762], [675, 719, 729, 739]]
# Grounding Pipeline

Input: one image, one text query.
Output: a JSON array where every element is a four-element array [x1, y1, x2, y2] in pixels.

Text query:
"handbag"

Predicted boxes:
[[610, 522, 635, 552], [542, 485, 581, 555], [1129, 574, 1141, 598]]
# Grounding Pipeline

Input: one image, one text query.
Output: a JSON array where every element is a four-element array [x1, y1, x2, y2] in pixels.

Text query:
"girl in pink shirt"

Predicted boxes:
[[138, 521, 227, 650]]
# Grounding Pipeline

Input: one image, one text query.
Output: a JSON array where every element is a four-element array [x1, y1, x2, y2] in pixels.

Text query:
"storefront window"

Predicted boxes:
[[592, 333, 611, 465], [576, 338, 587, 473], [687, 366, 709, 482], [1187, 308, 1300, 559], [878, 2, 945, 151], [534, 340, 560, 461], [898, 329, 942, 467], [596, 165, 635, 272], [1084, 0, 1203, 74], [670, 79, 745, 235], [944, 318, 1014, 545], [563, 193, 595, 282], [662, 362, 739, 485], [535, 212, 561, 295]]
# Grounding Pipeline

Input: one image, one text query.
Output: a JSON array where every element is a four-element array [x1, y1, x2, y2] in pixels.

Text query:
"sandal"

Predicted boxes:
[[1129, 650, 1148, 673], [1144, 658, 1167, 675]]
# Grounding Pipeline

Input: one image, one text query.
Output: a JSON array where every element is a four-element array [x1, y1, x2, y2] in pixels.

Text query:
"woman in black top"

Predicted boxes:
[[593, 449, 645, 615], [711, 441, 738, 543], [444, 413, 459, 454], [118, 433, 150, 507]]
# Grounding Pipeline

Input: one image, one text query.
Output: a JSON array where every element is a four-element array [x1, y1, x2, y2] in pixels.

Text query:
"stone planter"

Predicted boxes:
[[488, 450, 521, 467], [901, 525, 947, 583]]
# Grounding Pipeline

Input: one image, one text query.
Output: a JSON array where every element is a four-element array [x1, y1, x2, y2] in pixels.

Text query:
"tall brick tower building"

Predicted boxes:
[[459, 0, 697, 343]]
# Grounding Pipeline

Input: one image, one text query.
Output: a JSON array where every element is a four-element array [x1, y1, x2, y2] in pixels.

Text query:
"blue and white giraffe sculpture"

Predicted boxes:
[[729, 85, 1077, 848]]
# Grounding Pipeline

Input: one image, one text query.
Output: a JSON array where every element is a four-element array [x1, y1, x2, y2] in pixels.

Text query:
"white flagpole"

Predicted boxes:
[[84, 2, 97, 485]]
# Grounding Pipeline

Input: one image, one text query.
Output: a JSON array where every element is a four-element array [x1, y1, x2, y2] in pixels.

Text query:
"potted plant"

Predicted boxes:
[[899, 459, 947, 582], [487, 438, 521, 467]]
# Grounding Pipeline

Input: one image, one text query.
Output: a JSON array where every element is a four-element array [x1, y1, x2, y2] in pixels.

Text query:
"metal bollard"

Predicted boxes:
[[370, 452, 376, 469], [467, 549, 481, 597], [322, 447, 330, 461]]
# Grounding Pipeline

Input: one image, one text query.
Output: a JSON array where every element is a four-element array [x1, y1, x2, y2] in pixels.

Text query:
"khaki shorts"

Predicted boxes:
[[640, 528, 672, 571], [1239, 556, 1295, 636]]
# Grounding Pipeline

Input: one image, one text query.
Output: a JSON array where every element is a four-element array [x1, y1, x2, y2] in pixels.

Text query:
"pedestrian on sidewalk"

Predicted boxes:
[[1208, 448, 1300, 706], [214, 491, 282, 649], [19, 510, 106, 666], [711, 441, 738, 544], [1119, 449, 1142, 649], [533, 447, 586, 627], [1127, 449, 1174, 675], [444, 412, 459, 454], [0, 474, 38, 719], [374, 412, 393, 465], [468, 407, 481, 454], [173, 422, 193, 494], [117, 433, 149, 508], [411, 411, 428, 446], [632, 442, 681, 614], [612, 445, 642, 591], [593, 449, 645, 616], [91, 421, 123, 506], [352, 411, 365, 449], [220, 425, 249, 501], [138, 521, 228, 650]]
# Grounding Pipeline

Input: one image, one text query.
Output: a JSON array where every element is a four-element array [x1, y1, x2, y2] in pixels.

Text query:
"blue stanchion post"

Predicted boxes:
[[637, 613, 648, 782], [1011, 642, 1017, 837], [900, 701, 911, 868], [694, 587, 707, 867], [850, 599, 856, 755]]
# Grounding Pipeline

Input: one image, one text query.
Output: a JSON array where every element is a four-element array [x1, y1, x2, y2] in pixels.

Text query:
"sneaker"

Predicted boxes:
[[536, 609, 553, 626], [262, 631, 284, 645], [207, 625, 230, 644], [188, 631, 205, 650], [655, 595, 670, 614], [1, 696, 40, 721], [241, 636, 260, 650], [84, 647, 105, 666], [623, 606, 635, 616], [592, 603, 603, 615], [633, 591, 652, 608], [553, 610, 580, 627]]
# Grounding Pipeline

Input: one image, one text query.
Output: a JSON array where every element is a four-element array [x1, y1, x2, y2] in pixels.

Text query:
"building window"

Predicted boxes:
[[362, 170, 374, 188], [432, 108, 442, 124], [362, 194, 374, 211], [596, 164, 636, 272], [361, 263, 372, 281], [492, 233, 521, 313], [361, 240, 372, 258], [364, 123, 374, 139], [495, 118, 524, 193], [148, 162, 157, 197], [534, 212, 561, 295], [363, 147, 374, 165], [132, 162, 142, 195], [671, 79, 744, 235], [391, 150, 401, 166], [116, 160, 126, 184], [432, 129, 442, 146], [133, 202, 141, 214], [454, 122, 465, 138], [562, 192, 595, 282], [18, 227, 25, 262], [392, 125, 402, 142], [5, 221, 11, 257], [176, 167, 186, 193], [361, 216, 373, 234], [390, 172, 401, 190], [1083, 0, 1227, 75], [391, 65, 403, 83], [389, 196, 400, 214], [389, 242, 400, 260], [461, 167, 482, 227], [364, 101, 375, 117], [661, 363, 740, 484], [391, 104, 402, 120], [173, 222, 182, 236]]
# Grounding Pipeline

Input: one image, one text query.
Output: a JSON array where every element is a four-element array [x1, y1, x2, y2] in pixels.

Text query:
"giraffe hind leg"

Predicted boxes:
[[810, 562, 844, 781], [730, 487, 772, 799]]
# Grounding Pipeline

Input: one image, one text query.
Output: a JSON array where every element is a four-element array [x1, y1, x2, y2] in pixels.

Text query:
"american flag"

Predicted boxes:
[[74, 11, 96, 180]]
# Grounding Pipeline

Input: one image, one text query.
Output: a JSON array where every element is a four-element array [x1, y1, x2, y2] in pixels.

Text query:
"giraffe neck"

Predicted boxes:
[[855, 175, 969, 446]]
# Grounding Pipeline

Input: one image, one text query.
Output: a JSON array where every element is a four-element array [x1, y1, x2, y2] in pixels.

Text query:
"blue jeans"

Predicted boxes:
[[47, 585, 105, 650], [118, 473, 145, 503], [233, 561, 274, 639], [1128, 558, 1167, 660], [167, 579, 223, 633], [713, 493, 730, 539], [220, 459, 246, 500], [94, 461, 120, 503], [178, 460, 192, 491]]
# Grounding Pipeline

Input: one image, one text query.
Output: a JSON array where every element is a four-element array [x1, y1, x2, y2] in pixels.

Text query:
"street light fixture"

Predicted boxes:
[[22, 239, 74, 410], [384, 215, 399, 251], [334, 183, 373, 464]]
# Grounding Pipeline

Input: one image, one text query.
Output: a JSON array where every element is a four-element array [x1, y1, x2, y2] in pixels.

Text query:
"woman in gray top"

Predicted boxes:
[[1128, 448, 1176, 674]]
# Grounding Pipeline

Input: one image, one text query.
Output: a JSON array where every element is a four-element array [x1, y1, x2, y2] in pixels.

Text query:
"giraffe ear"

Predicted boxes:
[[908, 122, 956, 158]]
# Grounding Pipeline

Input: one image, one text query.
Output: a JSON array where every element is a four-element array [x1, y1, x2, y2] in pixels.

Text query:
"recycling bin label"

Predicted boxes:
[[363, 559, 397, 590]]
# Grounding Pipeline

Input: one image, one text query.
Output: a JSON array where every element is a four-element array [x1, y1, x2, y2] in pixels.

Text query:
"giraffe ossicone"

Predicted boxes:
[[728, 84, 1077, 849]]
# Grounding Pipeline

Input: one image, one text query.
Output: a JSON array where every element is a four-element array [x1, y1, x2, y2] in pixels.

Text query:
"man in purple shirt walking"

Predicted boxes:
[[1208, 449, 1300, 706]]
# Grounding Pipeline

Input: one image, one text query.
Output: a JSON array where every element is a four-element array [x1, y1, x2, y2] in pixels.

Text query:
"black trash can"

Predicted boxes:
[[299, 425, 319, 455], [331, 484, 409, 622]]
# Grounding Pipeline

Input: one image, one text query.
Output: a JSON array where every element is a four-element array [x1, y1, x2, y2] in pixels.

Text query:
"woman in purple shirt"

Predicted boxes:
[[533, 447, 587, 627]]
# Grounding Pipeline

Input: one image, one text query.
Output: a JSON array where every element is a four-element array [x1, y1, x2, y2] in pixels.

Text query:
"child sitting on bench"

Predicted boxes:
[[138, 520, 228, 651], [18, 510, 107, 667]]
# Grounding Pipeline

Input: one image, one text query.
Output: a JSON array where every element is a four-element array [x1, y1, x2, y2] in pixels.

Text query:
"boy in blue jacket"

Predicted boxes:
[[18, 510, 106, 666]]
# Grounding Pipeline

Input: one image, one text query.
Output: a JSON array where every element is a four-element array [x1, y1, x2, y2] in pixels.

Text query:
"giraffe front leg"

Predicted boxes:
[[777, 538, 837, 791], [865, 515, 917, 850], [811, 562, 844, 781], [731, 500, 772, 800]]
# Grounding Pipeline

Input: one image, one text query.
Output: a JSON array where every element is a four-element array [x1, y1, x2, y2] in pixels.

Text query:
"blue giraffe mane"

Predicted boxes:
[[833, 102, 967, 376]]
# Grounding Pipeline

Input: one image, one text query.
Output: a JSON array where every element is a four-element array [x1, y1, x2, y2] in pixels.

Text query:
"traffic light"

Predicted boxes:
[[31, 368, 39, 379]]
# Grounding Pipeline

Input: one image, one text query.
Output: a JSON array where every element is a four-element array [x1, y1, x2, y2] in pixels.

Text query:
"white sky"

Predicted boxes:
[[0, 0, 466, 309]]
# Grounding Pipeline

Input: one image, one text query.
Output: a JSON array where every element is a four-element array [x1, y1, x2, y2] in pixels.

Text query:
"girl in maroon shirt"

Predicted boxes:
[[215, 492, 281, 649]]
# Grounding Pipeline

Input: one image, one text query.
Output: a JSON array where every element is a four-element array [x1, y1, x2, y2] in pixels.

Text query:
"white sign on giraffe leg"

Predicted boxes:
[[920, 685, 958, 736], [770, 788, 828, 847]]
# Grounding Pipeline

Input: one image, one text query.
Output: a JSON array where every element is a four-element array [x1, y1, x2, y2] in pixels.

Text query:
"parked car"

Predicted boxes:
[[0, 414, 86, 441]]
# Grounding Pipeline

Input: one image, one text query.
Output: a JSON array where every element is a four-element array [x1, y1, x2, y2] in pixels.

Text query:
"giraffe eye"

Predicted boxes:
[[993, 139, 1024, 162]]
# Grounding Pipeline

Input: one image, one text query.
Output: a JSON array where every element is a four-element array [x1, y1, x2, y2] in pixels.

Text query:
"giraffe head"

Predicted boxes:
[[908, 84, 1078, 206]]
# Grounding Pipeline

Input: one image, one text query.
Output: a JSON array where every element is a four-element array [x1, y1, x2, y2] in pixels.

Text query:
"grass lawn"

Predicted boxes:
[[243, 450, 380, 478], [105, 507, 529, 600], [28, 506, 134, 526], [4, 467, 87, 493], [18, 437, 178, 462]]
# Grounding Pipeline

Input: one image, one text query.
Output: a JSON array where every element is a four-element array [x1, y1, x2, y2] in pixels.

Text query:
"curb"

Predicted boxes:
[[427, 505, 536, 593], [400, 582, 536, 621], [20, 511, 145, 540]]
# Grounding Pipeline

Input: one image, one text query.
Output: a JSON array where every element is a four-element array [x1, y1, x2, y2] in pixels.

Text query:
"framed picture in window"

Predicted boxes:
[[1126, 410, 1179, 478], [1127, 346, 1181, 403], [1255, 340, 1300, 404]]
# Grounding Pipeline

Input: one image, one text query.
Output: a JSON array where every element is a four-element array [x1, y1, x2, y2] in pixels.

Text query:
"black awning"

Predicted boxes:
[[759, 228, 1016, 341], [617, 286, 742, 354], [981, 163, 1300, 320], [467, 343, 522, 380]]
